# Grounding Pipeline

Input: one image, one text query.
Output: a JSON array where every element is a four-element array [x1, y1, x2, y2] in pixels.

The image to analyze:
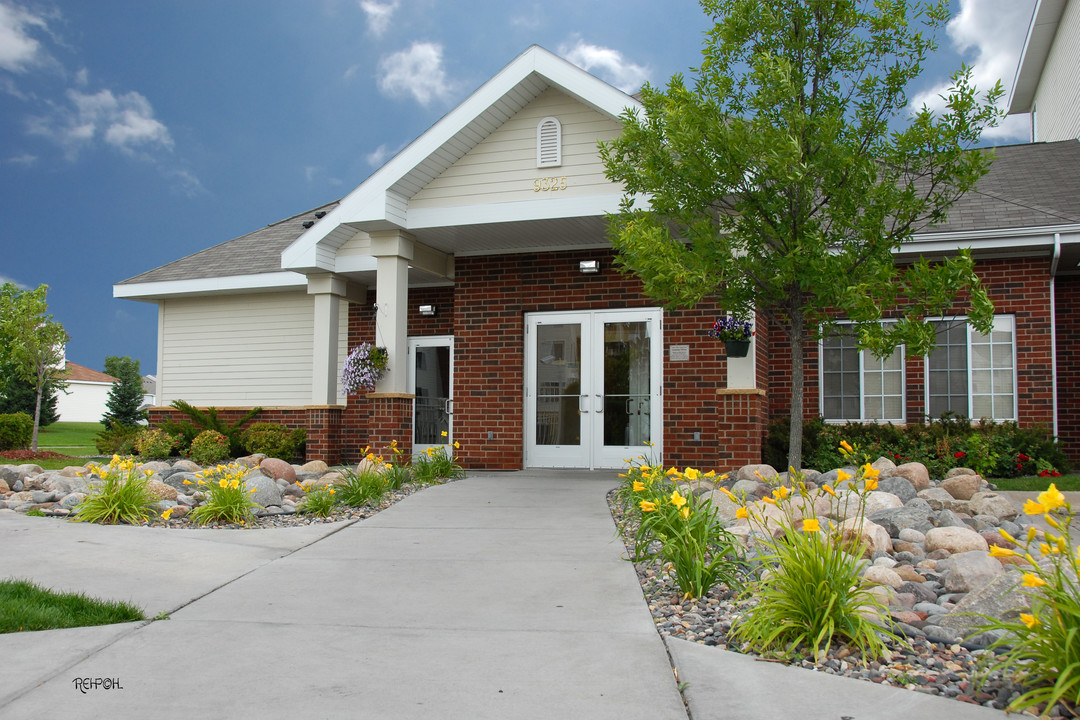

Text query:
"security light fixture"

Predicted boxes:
[[579, 260, 600, 274], [419, 304, 437, 317]]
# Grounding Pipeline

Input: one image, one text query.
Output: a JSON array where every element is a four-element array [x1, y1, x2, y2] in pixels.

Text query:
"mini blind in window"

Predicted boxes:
[[537, 117, 562, 167]]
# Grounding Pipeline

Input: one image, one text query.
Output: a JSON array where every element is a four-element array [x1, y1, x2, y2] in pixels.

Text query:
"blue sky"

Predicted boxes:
[[0, 0, 1036, 377]]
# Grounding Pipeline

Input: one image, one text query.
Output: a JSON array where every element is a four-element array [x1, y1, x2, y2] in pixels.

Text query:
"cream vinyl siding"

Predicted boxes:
[[409, 87, 621, 209], [159, 292, 348, 406], [1034, 0, 1080, 142]]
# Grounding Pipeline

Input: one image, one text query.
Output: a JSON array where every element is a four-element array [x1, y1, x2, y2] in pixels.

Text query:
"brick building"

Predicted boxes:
[[115, 45, 1080, 471]]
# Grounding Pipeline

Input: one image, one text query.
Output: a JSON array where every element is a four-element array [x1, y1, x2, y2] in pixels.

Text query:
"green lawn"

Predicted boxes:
[[0, 578, 144, 634], [35, 422, 103, 456], [992, 475, 1080, 492]]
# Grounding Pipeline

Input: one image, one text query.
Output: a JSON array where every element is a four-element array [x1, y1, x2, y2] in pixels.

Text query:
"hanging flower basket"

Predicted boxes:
[[341, 343, 389, 394], [708, 316, 754, 358], [723, 339, 751, 358]]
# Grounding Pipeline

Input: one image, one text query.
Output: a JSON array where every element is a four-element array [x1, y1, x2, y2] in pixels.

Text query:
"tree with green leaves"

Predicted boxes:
[[101, 355, 147, 427], [0, 283, 69, 451], [599, 0, 1001, 470], [0, 373, 61, 427]]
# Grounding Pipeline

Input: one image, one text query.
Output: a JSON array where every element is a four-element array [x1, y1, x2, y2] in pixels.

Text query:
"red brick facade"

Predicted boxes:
[[149, 253, 1077, 471]]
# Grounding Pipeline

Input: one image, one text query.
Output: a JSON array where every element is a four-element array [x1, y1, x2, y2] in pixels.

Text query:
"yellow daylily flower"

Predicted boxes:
[[453, 441, 460, 449], [1020, 613, 1039, 629], [684, 468, 700, 481], [1047, 515, 1063, 531], [669, 490, 687, 509], [704, 470, 716, 478], [861, 463, 880, 480], [230, 479, 240, 489], [836, 471, 852, 484], [839, 441, 854, 454], [719, 487, 736, 501], [640, 465, 651, 473], [762, 496, 776, 505], [1024, 499, 1046, 516], [679, 506, 690, 520], [639, 500, 658, 512], [864, 476, 878, 492], [735, 507, 748, 519], [1021, 573, 1047, 588], [161, 507, 174, 520], [773, 486, 790, 500], [632, 481, 646, 492], [998, 528, 1017, 545], [822, 484, 837, 498], [1027, 526, 1039, 542], [989, 545, 1017, 558], [666, 467, 679, 476], [183, 479, 193, 485], [801, 518, 820, 533], [441, 430, 448, 437], [1037, 484, 1066, 512], [219, 478, 228, 488]]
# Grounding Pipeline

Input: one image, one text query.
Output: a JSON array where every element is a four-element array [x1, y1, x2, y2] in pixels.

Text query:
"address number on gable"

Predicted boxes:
[[534, 176, 568, 192]]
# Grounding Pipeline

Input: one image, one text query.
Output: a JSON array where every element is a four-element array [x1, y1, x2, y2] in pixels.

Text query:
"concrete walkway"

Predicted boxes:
[[0, 472, 1007, 719]]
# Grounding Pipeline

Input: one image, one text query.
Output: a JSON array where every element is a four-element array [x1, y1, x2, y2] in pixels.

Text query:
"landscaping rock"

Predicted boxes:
[[59, 492, 85, 509], [147, 480, 178, 501], [171, 460, 201, 473], [934, 509, 970, 529], [162, 472, 199, 492], [0, 479, 8, 494], [300, 460, 328, 473], [259, 458, 296, 485], [875, 475, 917, 503], [938, 569, 1030, 636], [864, 565, 904, 589], [968, 491, 1019, 522], [941, 474, 982, 501], [138, 461, 171, 475], [704, 490, 741, 523], [946, 466, 978, 478], [244, 472, 283, 508], [925, 526, 989, 554], [864, 491, 904, 516], [735, 464, 778, 482], [941, 550, 1004, 593], [883, 462, 930, 491], [838, 517, 893, 555], [898, 528, 926, 544], [871, 456, 897, 473], [869, 506, 934, 536], [730, 478, 765, 500]]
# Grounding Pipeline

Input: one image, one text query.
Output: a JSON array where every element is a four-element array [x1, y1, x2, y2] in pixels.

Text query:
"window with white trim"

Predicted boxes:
[[926, 316, 1016, 421], [820, 328, 905, 422], [536, 117, 562, 168]]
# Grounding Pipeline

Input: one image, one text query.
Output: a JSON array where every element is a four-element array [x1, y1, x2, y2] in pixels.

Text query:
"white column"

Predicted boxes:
[[726, 325, 757, 389], [369, 230, 414, 394], [308, 273, 348, 405]]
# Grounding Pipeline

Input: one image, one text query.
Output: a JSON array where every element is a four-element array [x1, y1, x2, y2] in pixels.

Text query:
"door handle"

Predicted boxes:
[[579, 395, 589, 413], [444, 398, 453, 415], [596, 394, 603, 413]]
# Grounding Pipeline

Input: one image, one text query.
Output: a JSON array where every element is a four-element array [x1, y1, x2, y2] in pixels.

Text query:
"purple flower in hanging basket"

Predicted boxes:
[[341, 343, 389, 394], [708, 316, 754, 342]]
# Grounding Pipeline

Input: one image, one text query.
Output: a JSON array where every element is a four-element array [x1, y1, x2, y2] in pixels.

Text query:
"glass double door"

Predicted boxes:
[[407, 336, 453, 457], [525, 309, 662, 469]]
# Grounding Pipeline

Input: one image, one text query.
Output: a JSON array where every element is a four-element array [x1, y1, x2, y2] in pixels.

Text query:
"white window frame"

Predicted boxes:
[[818, 322, 906, 424], [924, 315, 1017, 422], [536, 117, 562, 168]]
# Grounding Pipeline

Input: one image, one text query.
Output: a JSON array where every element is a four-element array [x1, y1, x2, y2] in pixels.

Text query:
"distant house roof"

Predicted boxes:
[[116, 201, 339, 285], [115, 141, 1080, 289], [65, 362, 117, 384]]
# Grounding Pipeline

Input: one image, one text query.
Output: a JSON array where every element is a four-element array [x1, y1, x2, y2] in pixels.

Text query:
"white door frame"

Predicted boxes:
[[524, 308, 663, 469], [407, 335, 454, 457]]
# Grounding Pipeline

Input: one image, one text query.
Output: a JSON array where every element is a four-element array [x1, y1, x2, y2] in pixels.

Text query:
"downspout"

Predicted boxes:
[[1050, 233, 1061, 439]]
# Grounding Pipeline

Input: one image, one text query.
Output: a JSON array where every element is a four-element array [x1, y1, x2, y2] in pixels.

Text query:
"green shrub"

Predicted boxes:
[[297, 480, 339, 517], [134, 428, 178, 459], [188, 430, 230, 466], [188, 463, 259, 525], [72, 455, 158, 525], [94, 421, 140, 455], [337, 464, 388, 507], [159, 400, 260, 457], [240, 422, 306, 460], [0, 412, 33, 451]]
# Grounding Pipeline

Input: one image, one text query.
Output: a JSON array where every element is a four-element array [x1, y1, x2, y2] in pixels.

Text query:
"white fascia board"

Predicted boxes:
[[113, 271, 307, 300], [281, 46, 641, 271], [407, 192, 630, 229], [66, 380, 115, 388], [899, 224, 1080, 255], [1008, 0, 1066, 113]]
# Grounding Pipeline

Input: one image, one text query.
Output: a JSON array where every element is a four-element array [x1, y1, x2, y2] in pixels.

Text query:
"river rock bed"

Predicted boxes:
[[610, 458, 1074, 719]]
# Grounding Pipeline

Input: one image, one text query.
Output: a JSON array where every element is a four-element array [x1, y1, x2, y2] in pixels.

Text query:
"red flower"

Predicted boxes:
[[954, 451, 966, 459], [1039, 470, 1050, 477], [1018, 453, 1030, 462]]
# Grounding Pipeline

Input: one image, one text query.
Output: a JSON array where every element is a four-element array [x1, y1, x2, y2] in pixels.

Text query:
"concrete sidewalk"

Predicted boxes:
[[0, 471, 1010, 719]]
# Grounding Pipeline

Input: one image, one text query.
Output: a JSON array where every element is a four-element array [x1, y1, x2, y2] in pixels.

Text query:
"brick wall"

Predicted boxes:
[[1056, 275, 1080, 461]]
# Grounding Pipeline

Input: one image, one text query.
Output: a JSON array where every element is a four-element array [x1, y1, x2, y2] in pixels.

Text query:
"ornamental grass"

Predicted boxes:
[[297, 480, 339, 517], [185, 463, 259, 525], [72, 455, 158, 525], [975, 484, 1080, 716], [728, 441, 899, 663]]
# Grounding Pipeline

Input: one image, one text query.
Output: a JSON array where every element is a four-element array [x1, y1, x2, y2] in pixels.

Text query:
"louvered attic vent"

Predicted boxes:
[[537, 117, 562, 168]]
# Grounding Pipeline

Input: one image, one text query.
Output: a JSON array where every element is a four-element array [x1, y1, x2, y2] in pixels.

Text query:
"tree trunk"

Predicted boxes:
[[31, 380, 42, 453], [787, 308, 805, 472]]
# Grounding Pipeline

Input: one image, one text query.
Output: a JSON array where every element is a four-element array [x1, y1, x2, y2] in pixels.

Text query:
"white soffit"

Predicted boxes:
[[113, 272, 308, 301], [1009, 0, 1067, 113], [281, 45, 641, 272]]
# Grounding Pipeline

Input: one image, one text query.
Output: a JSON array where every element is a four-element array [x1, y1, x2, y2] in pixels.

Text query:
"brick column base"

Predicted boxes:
[[366, 393, 414, 458], [715, 389, 767, 469], [305, 406, 344, 464]]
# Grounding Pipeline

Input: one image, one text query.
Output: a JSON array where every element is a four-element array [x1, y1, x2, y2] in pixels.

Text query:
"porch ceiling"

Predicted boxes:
[[409, 215, 612, 257]]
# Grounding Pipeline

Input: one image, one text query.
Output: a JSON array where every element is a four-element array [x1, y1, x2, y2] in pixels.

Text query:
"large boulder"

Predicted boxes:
[[883, 462, 930, 491], [259, 458, 297, 485], [147, 480, 178, 501], [917, 487, 955, 511], [925, 526, 989, 555], [244, 472, 283, 508], [941, 474, 983, 501], [863, 491, 904, 516], [838, 517, 893, 555], [941, 550, 1005, 593], [863, 565, 904, 589], [162, 472, 200, 493], [968, 491, 1019, 522], [703, 490, 741, 524], [876, 476, 917, 503], [735, 464, 778, 482], [938, 569, 1030, 635], [299, 460, 329, 474], [868, 506, 934, 537]]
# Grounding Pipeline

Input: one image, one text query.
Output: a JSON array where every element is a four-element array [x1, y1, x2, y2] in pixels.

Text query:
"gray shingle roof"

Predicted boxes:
[[119, 140, 1080, 287], [927, 139, 1080, 233], [116, 201, 339, 285]]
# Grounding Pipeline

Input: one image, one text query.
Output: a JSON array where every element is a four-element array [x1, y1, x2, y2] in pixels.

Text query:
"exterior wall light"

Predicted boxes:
[[419, 304, 437, 317], [579, 260, 600, 274]]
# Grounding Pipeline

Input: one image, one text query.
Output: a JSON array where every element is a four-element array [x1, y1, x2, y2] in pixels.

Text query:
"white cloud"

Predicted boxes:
[[909, 0, 1036, 141], [6, 151, 36, 166], [359, 0, 398, 37], [31, 88, 174, 157], [559, 39, 650, 94], [510, 5, 543, 30], [0, 273, 27, 288], [0, 2, 48, 73], [365, 143, 391, 167], [377, 42, 453, 106], [164, 168, 205, 197]]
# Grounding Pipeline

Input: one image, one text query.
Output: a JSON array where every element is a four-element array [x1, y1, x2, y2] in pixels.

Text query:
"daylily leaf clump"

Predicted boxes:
[[72, 455, 158, 525], [186, 463, 259, 526]]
